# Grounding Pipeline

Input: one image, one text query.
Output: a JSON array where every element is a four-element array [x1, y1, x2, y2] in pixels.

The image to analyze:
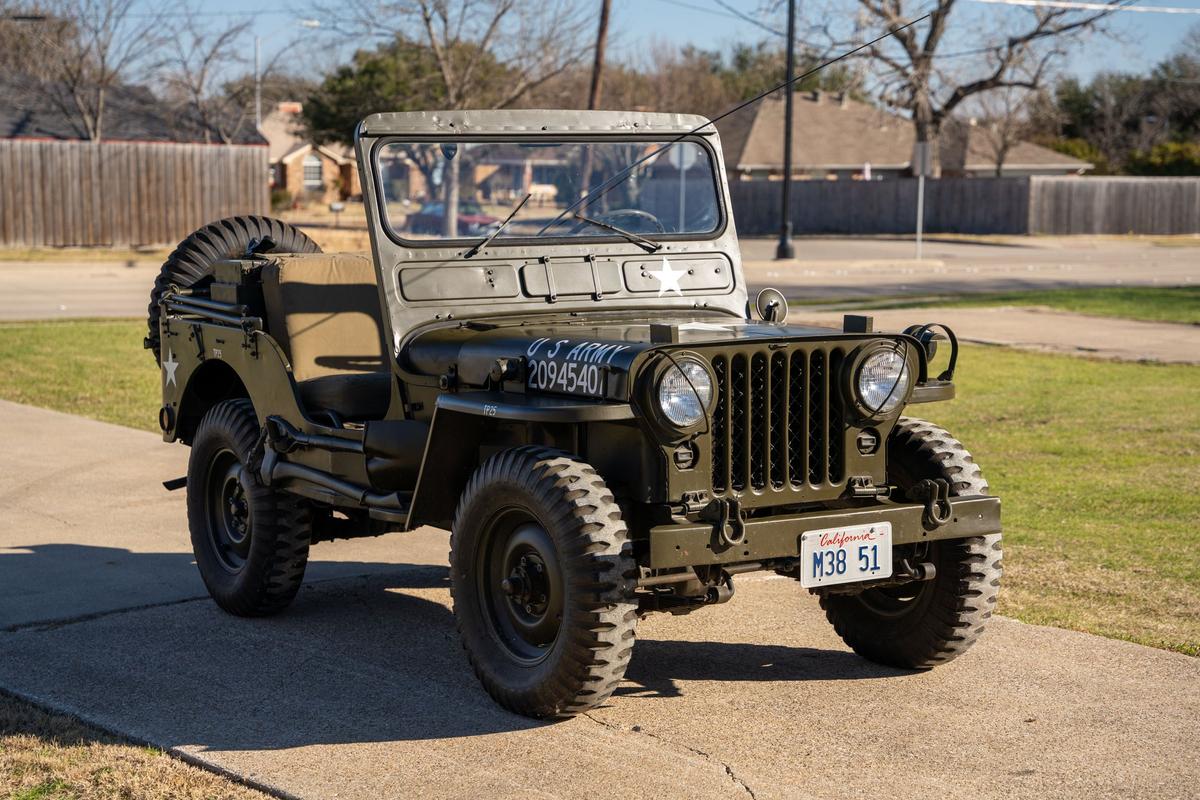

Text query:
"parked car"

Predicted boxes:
[[404, 199, 498, 236]]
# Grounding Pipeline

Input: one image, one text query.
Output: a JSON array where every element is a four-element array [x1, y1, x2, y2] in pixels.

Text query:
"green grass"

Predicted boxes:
[[935, 345, 1200, 656], [805, 285, 1200, 325], [0, 320, 1196, 655], [0, 319, 159, 432]]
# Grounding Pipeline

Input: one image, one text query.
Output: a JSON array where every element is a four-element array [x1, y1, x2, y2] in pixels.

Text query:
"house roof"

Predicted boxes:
[[717, 92, 1090, 173], [0, 74, 265, 145], [261, 103, 354, 165]]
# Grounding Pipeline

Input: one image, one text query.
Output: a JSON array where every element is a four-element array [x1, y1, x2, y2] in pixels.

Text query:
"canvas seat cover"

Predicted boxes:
[[261, 252, 392, 420]]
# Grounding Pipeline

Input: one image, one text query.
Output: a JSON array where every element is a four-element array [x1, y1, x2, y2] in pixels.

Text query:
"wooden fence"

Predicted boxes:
[[731, 176, 1200, 236], [0, 139, 268, 247]]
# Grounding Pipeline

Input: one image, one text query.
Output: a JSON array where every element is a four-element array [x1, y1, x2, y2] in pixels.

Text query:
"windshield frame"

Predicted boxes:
[[370, 133, 728, 250]]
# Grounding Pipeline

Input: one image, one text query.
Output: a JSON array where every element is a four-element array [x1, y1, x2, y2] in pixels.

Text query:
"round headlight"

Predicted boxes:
[[657, 359, 713, 427], [857, 349, 911, 415]]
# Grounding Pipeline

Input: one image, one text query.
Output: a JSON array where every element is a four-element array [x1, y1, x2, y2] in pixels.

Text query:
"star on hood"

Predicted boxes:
[[648, 257, 686, 297], [163, 350, 179, 387]]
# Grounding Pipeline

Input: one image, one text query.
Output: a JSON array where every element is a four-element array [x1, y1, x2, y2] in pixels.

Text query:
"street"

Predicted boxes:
[[1, 236, 1196, 321], [1, 400, 1197, 800]]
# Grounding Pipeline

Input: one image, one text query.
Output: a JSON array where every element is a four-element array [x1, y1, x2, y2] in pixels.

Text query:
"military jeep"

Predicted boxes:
[[148, 110, 1001, 718]]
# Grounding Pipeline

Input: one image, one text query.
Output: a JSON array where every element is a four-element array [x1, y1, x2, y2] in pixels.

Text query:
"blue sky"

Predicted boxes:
[[198, 0, 1198, 85]]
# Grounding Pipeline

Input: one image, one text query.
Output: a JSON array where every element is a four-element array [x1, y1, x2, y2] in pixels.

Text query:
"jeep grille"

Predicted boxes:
[[710, 345, 846, 498]]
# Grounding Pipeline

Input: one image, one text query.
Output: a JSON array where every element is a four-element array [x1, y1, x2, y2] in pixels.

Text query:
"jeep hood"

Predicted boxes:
[[401, 311, 859, 392]]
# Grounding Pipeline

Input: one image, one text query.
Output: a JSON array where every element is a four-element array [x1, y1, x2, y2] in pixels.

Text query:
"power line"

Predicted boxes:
[[969, 0, 1200, 13]]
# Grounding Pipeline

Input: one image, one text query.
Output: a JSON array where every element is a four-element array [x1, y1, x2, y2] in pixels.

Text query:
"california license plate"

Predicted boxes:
[[799, 522, 893, 589]]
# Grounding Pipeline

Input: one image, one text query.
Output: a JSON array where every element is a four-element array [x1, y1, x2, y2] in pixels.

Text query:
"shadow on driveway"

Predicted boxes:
[[0, 544, 902, 753]]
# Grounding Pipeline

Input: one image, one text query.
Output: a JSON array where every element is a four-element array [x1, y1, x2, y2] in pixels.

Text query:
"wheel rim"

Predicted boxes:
[[856, 582, 929, 618], [856, 542, 938, 618], [204, 448, 252, 573], [477, 510, 564, 664]]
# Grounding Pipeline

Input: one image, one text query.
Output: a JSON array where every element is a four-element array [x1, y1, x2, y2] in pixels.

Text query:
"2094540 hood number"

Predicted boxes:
[[527, 359, 603, 396]]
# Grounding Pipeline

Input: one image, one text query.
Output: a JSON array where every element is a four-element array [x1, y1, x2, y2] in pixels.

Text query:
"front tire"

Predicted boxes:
[[819, 418, 1003, 668], [187, 399, 312, 616], [449, 447, 638, 718]]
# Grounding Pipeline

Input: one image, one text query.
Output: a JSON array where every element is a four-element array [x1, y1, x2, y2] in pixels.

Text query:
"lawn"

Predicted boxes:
[[806, 285, 1200, 325], [0, 319, 159, 431], [0, 319, 1196, 655], [0, 692, 265, 800]]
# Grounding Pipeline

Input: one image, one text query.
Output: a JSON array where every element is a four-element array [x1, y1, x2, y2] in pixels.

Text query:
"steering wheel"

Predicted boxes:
[[570, 208, 666, 235]]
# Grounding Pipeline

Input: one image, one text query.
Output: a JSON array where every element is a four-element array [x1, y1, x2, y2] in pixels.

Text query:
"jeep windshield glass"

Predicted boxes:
[[376, 138, 720, 244]]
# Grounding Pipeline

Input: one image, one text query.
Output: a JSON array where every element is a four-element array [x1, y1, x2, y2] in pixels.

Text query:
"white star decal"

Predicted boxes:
[[648, 257, 686, 297], [163, 349, 179, 387]]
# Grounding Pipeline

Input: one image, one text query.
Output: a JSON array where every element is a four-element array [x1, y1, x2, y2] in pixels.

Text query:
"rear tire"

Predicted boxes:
[[147, 216, 320, 363], [819, 418, 1003, 668], [187, 399, 311, 616], [449, 447, 638, 718]]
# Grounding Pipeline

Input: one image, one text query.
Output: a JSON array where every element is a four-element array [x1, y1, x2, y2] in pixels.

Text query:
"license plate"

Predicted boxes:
[[799, 522, 892, 589]]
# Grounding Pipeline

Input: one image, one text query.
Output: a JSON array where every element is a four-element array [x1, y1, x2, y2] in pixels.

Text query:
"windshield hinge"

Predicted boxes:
[[540, 256, 557, 304], [586, 254, 604, 301]]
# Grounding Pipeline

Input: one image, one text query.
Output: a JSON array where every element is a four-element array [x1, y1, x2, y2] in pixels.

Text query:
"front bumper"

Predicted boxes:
[[646, 495, 1001, 569]]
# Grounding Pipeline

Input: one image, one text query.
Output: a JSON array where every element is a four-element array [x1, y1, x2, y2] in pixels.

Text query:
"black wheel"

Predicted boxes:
[[147, 216, 320, 364], [450, 447, 638, 718], [187, 399, 311, 616], [819, 418, 1003, 668]]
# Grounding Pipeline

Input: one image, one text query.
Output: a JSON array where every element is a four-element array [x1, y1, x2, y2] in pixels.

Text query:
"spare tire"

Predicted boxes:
[[146, 216, 321, 364]]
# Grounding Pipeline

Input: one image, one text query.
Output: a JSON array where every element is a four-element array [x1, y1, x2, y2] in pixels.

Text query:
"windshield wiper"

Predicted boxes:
[[572, 213, 661, 253], [463, 193, 531, 258]]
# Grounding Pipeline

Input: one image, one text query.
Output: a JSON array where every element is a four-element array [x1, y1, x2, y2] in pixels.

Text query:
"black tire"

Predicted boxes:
[[147, 216, 321, 363], [187, 399, 311, 616], [449, 447, 638, 718], [819, 418, 1003, 669]]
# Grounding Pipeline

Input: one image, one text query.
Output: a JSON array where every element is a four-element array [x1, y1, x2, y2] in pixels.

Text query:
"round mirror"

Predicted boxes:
[[755, 287, 789, 324]]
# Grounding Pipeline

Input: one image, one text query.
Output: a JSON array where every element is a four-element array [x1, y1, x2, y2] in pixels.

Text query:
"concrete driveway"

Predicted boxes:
[[1, 236, 1196, 320], [1, 400, 1197, 799]]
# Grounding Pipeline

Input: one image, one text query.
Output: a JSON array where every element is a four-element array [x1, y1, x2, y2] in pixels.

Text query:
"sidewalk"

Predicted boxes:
[[795, 306, 1200, 364], [1, 400, 1198, 799]]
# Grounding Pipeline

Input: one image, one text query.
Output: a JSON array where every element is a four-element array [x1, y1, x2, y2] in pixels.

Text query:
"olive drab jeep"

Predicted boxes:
[[148, 110, 1002, 718]]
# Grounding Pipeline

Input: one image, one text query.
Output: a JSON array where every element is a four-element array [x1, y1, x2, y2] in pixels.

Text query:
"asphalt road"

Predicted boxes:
[[1, 236, 1196, 321], [2, 400, 1197, 800]]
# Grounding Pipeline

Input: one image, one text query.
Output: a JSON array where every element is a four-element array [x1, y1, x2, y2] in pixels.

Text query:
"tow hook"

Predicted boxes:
[[704, 497, 746, 547], [912, 478, 953, 528]]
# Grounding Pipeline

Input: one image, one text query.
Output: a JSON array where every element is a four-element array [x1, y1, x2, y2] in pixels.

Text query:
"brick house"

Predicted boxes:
[[718, 92, 1091, 180], [261, 102, 360, 204]]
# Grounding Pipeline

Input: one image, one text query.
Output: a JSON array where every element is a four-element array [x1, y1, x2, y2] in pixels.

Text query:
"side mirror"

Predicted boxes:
[[755, 288, 789, 324]]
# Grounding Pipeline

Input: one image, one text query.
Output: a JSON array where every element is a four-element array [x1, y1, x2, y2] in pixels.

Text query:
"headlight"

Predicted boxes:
[[657, 359, 713, 427], [857, 349, 911, 415]]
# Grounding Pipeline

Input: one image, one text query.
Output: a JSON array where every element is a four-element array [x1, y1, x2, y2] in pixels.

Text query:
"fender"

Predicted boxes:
[[405, 391, 634, 529]]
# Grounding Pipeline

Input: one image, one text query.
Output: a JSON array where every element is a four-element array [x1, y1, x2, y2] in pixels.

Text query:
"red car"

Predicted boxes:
[[405, 200, 499, 236]]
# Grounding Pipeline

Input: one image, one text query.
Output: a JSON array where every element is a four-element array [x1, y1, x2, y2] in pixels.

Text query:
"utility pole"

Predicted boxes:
[[581, 0, 611, 200], [775, 0, 796, 260], [588, 0, 611, 110], [254, 35, 262, 130]]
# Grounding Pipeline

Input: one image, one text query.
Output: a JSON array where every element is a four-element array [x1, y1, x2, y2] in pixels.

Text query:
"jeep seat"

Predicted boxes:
[[261, 253, 392, 421]]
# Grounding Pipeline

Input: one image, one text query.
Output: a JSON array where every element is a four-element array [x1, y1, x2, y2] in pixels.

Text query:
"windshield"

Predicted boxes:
[[376, 138, 721, 243]]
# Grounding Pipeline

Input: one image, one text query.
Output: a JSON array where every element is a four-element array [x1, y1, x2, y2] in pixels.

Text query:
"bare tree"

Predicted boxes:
[[838, 0, 1121, 174], [310, 0, 590, 233], [972, 84, 1040, 176], [39, 0, 171, 140], [161, 9, 255, 144]]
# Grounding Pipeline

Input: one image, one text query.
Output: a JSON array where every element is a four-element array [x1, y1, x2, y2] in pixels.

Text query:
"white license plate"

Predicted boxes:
[[799, 522, 892, 589]]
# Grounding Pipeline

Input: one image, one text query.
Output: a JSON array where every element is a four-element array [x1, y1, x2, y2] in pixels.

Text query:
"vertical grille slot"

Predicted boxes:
[[749, 353, 767, 489], [769, 351, 787, 488], [828, 348, 845, 483], [709, 345, 844, 498], [788, 350, 807, 488], [808, 350, 826, 484], [711, 355, 728, 493], [729, 354, 748, 491]]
